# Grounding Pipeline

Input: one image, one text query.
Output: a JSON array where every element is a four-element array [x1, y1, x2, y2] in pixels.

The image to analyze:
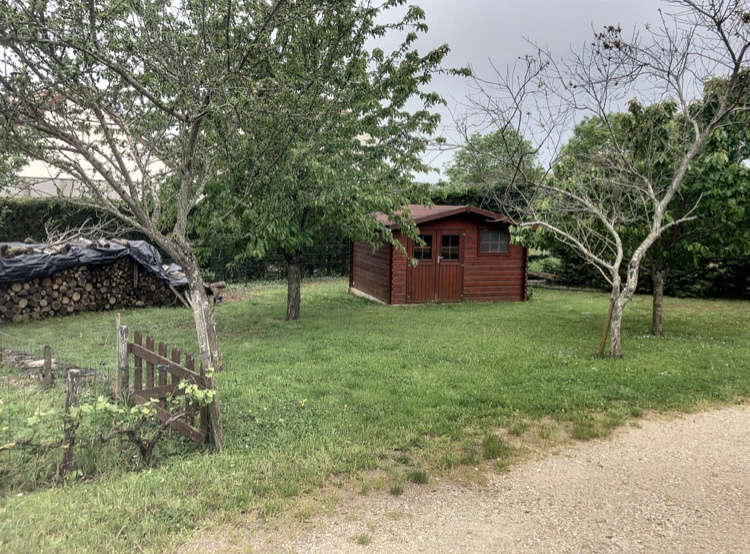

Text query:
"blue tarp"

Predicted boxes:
[[0, 240, 188, 287]]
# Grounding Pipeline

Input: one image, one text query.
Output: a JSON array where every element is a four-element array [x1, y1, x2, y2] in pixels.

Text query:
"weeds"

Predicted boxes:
[[406, 469, 428, 484], [482, 434, 511, 460]]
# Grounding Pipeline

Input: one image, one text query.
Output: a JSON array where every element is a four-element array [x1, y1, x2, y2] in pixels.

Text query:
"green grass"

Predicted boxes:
[[1, 280, 749, 552], [482, 434, 511, 460], [389, 482, 404, 496], [405, 469, 429, 484], [355, 532, 372, 545]]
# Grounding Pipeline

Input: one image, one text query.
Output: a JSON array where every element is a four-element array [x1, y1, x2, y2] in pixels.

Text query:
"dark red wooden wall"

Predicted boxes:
[[350, 241, 391, 303], [350, 213, 527, 305]]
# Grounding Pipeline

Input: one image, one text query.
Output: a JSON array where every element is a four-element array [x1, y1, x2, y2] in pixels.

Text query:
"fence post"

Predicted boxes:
[[61, 369, 81, 478], [43, 344, 53, 386], [0, 334, 3, 365], [116, 323, 129, 400]]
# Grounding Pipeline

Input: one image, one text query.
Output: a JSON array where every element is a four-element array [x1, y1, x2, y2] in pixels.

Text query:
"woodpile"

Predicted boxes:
[[0, 258, 180, 323]]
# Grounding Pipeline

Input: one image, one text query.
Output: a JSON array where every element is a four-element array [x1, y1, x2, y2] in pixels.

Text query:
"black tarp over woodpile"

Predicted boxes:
[[0, 239, 189, 323], [0, 239, 187, 286]]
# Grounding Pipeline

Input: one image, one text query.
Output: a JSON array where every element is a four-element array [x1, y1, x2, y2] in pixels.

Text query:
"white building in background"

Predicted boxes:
[[5, 159, 109, 198], [3, 103, 170, 200]]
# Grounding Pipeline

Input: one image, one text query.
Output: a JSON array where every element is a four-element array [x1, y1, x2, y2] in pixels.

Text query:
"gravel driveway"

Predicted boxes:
[[182, 404, 750, 553]]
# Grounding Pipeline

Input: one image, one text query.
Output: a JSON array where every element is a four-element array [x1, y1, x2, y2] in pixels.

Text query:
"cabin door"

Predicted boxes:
[[436, 231, 463, 301], [407, 232, 437, 303], [406, 231, 464, 303]]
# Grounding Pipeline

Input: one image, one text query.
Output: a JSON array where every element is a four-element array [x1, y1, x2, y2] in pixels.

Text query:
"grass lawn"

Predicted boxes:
[[1, 280, 749, 552]]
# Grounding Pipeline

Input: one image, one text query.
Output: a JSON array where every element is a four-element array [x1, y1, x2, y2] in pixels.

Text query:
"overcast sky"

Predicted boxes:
[[379, 0, 667, 181]]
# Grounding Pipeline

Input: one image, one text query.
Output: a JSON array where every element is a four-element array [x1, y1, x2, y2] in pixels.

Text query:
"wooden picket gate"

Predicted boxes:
[[115, 325, 218, 445]]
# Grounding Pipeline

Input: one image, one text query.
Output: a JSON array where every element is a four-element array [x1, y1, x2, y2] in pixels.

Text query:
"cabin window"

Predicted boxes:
[[414, 234, 433, 260], [441, 234, 460, 260], [480, 229, 509, 253]]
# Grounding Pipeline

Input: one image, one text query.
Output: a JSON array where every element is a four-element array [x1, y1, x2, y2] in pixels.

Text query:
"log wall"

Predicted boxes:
[[0, 258, 180, 323]]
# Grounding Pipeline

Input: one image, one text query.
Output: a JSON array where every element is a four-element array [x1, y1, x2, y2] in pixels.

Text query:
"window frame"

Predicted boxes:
[[477, 226, 511, 256], [413, 233, 434, 261], [440, 233, 461, 261]]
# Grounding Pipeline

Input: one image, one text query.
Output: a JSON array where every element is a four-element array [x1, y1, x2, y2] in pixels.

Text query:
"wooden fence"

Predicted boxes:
[[115, 324, 223, 447]]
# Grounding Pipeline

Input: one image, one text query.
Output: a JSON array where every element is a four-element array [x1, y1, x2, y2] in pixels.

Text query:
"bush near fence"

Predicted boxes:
[[0, 329, 199, 494]]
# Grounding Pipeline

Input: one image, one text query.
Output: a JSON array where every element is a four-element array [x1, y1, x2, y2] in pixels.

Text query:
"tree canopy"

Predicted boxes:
[[0, 0, 295, 373], [199, 0, 460, 319], [458, 0, 749, 357]]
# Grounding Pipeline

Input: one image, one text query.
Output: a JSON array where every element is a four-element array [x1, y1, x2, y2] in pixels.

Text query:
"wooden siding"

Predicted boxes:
[[390, 233, 408, 304], [414, 215, 526, 302], [463, 236, 526, 302], [350, 210, 527, 305], [351, 241, 390, 303]]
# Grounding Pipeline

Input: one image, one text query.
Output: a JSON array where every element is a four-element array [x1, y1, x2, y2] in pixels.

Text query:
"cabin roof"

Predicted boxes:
[[376, 204, 511, 228]]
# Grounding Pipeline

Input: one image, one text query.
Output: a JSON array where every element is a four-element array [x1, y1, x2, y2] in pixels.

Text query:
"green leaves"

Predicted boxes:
[[199, 0, 452, 277]]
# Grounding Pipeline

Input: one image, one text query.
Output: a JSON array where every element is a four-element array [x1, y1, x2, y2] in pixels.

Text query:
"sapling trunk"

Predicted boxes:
[[598, 279, 620, 356]]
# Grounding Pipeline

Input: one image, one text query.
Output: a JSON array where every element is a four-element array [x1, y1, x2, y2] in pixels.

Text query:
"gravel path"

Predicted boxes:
[[182, 404, 750, 553]]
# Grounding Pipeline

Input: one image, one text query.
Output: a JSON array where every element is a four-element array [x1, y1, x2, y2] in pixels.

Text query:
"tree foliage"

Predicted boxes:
[[0, 0, 294, 368], [542, 86, 750, 308], [459, 0, 750, 357], [200, 0, 459, 319], [445, 128, 540, 220]]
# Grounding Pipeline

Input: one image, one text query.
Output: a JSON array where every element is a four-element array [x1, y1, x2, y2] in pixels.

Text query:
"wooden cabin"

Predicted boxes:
[[349, 204, 528, 304]]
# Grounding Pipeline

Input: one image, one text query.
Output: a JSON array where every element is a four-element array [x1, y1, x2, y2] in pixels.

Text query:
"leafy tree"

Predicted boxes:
[[0, 136, 23, 195], [202, 1, 459, 320], [644, 85, 750, 333], [444, 129, 540, 220], [536, 89, 749, 337], [460, 0, 750, 357], [0, 0, 292, 371]]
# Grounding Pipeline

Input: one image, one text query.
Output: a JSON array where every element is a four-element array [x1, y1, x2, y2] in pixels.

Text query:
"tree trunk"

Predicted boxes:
[[179, 255, 223, 449], [597, 279, 620, 356], [184, 262, 222, 370], [651, 268, 666, 336], [609, 284, 636, 358], [609, 231, 656, 357], [286, 260, 301, 321], [609, 298, 625, 358]]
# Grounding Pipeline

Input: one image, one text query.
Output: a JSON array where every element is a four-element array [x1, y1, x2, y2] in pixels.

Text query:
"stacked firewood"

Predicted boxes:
[[0, 258, 180, 323]]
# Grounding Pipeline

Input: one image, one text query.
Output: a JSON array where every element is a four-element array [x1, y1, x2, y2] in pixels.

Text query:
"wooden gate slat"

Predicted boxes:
[[128, 343, 207, 386], [170, 348, 181, 390], [133, 331, 143, 392], [184, 354, 197, 427], [199, 360, 209, 437], [157, 342, 167, 409], [137, 384, 182, 398], [145, 336, 155, 388], [126, 331, 213, 446], [133, 394, 206, 444]]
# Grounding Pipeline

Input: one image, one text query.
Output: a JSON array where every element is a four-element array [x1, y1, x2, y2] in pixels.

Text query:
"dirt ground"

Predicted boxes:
[[180, 404, 750, 553]]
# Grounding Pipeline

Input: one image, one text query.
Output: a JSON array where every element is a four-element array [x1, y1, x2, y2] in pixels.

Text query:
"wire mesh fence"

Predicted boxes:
[[0, 328, 116, 491], [199, 240, 351, 285]]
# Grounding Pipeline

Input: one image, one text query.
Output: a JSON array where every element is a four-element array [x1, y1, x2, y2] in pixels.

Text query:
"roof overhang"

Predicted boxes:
[[378, 204, 513, 230]]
